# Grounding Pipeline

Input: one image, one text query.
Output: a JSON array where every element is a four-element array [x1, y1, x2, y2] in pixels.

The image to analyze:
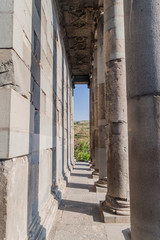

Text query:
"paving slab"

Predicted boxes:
[[105, 224, 131, 240], [48, 161, 130, 240]]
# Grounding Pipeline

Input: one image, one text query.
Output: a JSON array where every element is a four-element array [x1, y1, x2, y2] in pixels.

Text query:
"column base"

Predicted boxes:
[[103, 195, 130, 215], [94, 179, 107, 192], [88, 159, 91, 164], [99, 201, 130, 223], [90, 163, 96, 170], [99, 195, 130, 223], [92, 169, 99, 179]]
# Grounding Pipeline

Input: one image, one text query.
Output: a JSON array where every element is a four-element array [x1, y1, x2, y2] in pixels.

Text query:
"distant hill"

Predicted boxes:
[[74, 120, 89, 146]]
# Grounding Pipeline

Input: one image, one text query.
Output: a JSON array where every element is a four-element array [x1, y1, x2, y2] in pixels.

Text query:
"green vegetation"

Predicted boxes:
[[74, 120, 90, 161], [74, 140, 90, 161]]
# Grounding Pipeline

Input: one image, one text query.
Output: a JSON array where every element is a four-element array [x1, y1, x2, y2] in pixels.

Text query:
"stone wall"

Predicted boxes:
[[0, 0, 74, 239]]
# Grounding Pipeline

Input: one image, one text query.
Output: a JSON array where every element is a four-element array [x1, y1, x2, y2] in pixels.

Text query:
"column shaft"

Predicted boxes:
[[93, 47, 99, 173], [124, 1, 160, 239], [96, 14, 107, 187], [90, 80, 94, 165], [102, 0, 129, 215]]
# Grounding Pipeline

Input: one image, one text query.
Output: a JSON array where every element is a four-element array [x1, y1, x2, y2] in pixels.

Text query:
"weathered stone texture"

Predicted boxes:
[[105, 59, 128, 199], [0, 157, 28, 240], [96, 14, 107, 183], [103, 0, 129, 218], [0, 0, 74, 239], [0, 12, 13, 48], [92, 47, 99, 171], [0, 162, 7, 240], [124, 1, 160, 239]]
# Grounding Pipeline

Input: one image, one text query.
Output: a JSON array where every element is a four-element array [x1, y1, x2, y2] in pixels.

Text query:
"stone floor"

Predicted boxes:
[[48, 161, 131, 240]]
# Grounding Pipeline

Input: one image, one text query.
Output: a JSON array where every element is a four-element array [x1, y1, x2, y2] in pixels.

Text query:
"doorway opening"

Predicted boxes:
[[74, 85, 90, 162]]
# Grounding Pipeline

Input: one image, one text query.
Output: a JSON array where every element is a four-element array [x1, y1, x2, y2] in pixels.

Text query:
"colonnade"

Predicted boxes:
[[90, 1, 160, 239]]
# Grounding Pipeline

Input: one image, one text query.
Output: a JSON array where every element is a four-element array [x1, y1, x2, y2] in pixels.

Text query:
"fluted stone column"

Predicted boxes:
[[92, 46, 99, 176], [95, 14, 107, 189], [124, 1, 160, 239], [102, 0, 130, 218]]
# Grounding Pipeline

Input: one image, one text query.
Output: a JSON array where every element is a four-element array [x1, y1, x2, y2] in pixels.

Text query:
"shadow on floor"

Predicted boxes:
[[122, 228, 131, 240], [76, 160, 89, 162], [67, 182, 95, 192], [71, 173, 91, 178], [59, 199, 102, 223], [75, 163, 89, 166], [58, 161, 102, 223], [73, 168, 90, 171]]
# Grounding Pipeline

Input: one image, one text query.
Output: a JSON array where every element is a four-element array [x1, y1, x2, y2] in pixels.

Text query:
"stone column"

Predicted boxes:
[[102, 0, 130, 218], [71, 87, 74, 165], [92, 46, 99, 176], [89, 78, 94, 165], [95, 14, 107, 189], [124, 1, 160, 239]]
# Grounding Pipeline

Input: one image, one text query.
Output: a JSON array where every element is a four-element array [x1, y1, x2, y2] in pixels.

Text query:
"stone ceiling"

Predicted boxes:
[[55, 0, 102, 84]]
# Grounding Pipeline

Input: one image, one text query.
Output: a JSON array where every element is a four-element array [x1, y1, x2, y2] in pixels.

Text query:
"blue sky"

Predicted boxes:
[[74, 85, 89, 121]]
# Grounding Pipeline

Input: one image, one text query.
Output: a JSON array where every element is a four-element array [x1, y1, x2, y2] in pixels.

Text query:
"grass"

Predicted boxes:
[[74, 140, 90, 161], [74, 120, 90, 161]]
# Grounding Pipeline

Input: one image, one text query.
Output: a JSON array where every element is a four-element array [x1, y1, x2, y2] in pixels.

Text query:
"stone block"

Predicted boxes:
[[41, 68, 52, 98], [13, 51, 31, 99], [95, 185, 107, 193], [0, 49, 31, 99], [41, 49, 51, 78], [24, 0, 32, 15], [33, 30, 41, 62], [34, 0, 41, 18], [39, 149, 52, 206], [23, 35, 32, 69], [46, 41, 53, 66], [41, 28, 47, 56], [12, 14, 32, 68], [32, 80, 40, 110], [0, 88, 11, 158], [46, 96, 53, 118], [10, 89, 30, 132], [0, 131, 9, 159], [28, 104, 35, 135], [9, 89, 30, 158], [0, 13, 13, 48], [42, 7, 47, 35], [0, 88, 30, 159], [40, 90, 46, 114], [0, 0, 13, 12], [104, 30, 125, 62], [27, 151, 39, 227], [99, 202, 130, 223], [40, 135, 52, 152], [47, 23, 53, 55], [31, 55, 40, 86], [12, 15, 24, 60], [14, 0, 32, 43], [45, 6, 54, 51], [0, 49, 14, 86], [26, 150, 58, 239], [38, 196, 58, 239], [92, 174, 99, 179], [0, 156, 28, 240], [29, 132, 38, 153], [0, 88, 11, 129]]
